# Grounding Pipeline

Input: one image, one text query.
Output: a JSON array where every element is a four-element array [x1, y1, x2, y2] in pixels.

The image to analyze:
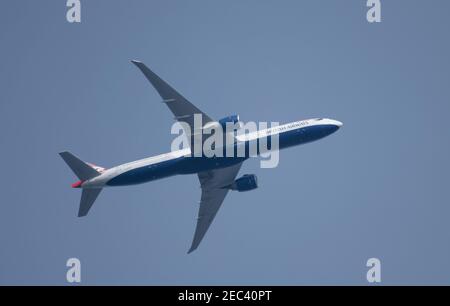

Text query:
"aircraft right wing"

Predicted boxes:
[[188, 162, 243, 253], [131, 60, 214, 150]]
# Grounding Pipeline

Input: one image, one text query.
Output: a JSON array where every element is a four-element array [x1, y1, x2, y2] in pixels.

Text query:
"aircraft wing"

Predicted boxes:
[[131, 60, 214, 148], [188, 162, 243, 253]]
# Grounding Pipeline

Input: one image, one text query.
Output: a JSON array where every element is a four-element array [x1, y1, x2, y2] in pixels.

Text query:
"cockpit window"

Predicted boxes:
[[315, 118, 323, 121]]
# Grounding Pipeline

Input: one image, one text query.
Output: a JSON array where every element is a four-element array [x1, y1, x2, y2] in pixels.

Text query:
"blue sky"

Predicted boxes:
[[1, 0, 450, 285]]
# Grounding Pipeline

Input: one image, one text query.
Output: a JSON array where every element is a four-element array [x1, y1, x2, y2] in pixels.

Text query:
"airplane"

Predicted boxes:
[[60, 60, 343, 253]]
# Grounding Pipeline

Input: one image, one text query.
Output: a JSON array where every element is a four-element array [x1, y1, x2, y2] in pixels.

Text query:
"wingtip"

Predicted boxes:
[[187, 247, 196, 254], [131, 59, 142, 65], [59, 151, 70, 158]]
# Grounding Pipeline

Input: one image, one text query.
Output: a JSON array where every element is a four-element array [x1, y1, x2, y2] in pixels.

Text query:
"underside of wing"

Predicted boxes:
[[189, 162, 243, 253], [131, 61, 214, 146]]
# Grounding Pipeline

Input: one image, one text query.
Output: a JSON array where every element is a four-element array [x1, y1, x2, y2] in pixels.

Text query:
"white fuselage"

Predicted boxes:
[[82, 118, 342, 188]]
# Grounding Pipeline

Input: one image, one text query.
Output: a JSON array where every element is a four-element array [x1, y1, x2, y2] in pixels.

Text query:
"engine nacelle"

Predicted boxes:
[[218, 114, 240, 131], [229, 174, 258, 192]]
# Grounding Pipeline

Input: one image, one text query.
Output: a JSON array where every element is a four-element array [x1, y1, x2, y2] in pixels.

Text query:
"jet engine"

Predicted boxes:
[[228, 174, 258, 192], [218, 115, 240, 131]]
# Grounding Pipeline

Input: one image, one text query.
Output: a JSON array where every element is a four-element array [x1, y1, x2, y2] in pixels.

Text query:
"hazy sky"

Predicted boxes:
[[1, 0, 450, 285]]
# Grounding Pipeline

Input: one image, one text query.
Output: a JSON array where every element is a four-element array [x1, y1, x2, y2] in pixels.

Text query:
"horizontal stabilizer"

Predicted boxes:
[[59, 151, 101, 181], [79, 188, 102, 217]]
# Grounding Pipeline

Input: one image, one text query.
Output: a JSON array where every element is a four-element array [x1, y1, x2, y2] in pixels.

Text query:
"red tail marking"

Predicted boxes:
[[71, 180, 83, 188]]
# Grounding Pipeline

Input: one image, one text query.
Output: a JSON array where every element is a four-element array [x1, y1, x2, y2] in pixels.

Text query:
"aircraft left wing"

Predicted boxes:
[[188, 162, 243, 253], [131, 60, 214, 149]]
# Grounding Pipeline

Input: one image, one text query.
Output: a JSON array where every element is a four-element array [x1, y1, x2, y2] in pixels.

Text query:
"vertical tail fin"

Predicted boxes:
[[59, 151, 103, 217]]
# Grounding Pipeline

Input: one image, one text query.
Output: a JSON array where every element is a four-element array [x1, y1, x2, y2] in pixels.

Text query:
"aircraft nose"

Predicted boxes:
[[323, 119, 343, 128], [334, 120, 343, 128], [322, 119, 343, 136]]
